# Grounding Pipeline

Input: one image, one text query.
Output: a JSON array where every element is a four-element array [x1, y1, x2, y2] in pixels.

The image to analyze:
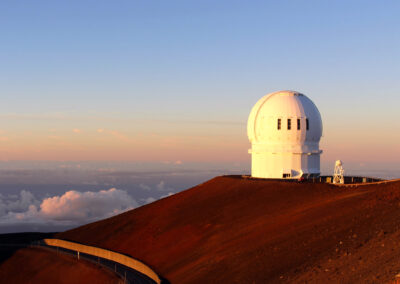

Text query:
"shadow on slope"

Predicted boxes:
[[0, 232, 55, 264]]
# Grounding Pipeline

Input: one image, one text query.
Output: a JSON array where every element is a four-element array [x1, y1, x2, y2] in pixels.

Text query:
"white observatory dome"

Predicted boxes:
[[247, 90, 323, 179]]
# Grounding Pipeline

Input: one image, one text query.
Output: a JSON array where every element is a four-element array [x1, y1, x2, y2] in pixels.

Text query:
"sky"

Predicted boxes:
[[0, 0, 399, 233], [0, 0, 398, 168]]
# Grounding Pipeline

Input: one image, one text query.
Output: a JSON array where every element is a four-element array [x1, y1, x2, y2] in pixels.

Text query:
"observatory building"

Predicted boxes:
[[247, 90, 323, 179]]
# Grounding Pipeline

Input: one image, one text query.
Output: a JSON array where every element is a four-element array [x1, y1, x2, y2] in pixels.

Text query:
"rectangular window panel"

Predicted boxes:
[[297, 119, 300, 130], [306, 118, 309, 130], [277, 119, 281, 130], [287, 119, 291, 130]]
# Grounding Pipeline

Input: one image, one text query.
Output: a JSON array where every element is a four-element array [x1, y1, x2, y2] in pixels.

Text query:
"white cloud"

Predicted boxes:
[[139, 183, 151, 191], [7, 190, 40, 212], [143, 197, 156, 204], [39, 188, 136, 221], [0, 188, 138, 226], [0, 190, 40, 216], [72, 128, 81, 133], [160, 192, 175, 199], [156, 181, 166, 191], [156, 180, 175, 192]]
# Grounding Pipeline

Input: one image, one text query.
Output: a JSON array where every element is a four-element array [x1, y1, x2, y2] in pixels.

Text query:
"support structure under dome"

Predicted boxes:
[[247, 90, 323, 179]]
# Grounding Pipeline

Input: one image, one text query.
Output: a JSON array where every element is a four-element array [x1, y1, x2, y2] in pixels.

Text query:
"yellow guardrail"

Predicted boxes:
[[44, 238, 161, 284]]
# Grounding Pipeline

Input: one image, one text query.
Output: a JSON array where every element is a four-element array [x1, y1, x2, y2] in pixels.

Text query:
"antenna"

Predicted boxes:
[[333, 160, 344, 184]]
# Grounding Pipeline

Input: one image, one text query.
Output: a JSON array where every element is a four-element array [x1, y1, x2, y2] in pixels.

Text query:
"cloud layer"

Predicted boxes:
[[0, 188, 138, 228]]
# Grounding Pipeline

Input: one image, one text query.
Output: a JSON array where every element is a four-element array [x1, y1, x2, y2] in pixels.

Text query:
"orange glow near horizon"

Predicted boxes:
[[0, 108, 399, 165], [0, 122, 399, 165], [0, 125, 250, 162]]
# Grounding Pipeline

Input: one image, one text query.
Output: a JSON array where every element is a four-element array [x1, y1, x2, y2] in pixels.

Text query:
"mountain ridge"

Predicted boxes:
[[2, 175, 400, 283]]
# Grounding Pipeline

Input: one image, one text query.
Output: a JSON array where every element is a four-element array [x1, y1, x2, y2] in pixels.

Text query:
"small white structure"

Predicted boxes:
[[332, 160, 344, 184], [247, 90, 323, 179]]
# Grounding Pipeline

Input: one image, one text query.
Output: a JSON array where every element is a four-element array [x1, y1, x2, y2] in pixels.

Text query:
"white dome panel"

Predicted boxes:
[[247, 90, 323, 179]]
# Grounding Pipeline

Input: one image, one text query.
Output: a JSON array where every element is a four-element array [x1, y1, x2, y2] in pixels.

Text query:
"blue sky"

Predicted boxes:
[[0, 0, 399, 165]]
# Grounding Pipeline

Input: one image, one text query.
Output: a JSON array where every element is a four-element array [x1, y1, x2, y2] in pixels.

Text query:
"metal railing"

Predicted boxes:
[[239, 174, 385, 184], [33, 239, 158, 284]]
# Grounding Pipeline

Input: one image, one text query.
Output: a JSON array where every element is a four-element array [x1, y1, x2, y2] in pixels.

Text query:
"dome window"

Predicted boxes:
[[306, 118, 309, 130], [297, 119, 301, 130], [277, 119, 281, 130], [287, 119, 291, 130]]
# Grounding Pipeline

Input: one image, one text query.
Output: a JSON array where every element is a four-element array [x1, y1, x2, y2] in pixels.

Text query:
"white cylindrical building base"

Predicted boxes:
[[250, 151, 321, 179]]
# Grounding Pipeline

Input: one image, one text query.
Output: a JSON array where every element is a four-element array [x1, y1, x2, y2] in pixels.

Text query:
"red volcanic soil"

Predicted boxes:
[[0, 247, 118, 284], [3, 176, 400, 283], [58, 176, 400, 283]]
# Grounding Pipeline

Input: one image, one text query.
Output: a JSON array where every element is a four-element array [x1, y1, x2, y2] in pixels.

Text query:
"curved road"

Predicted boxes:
[[36, 243, 157, 284]]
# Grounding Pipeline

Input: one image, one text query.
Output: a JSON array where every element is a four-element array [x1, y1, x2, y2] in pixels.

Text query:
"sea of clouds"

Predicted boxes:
[[0, 188, 138, 229], [0, 178, 183, 233], [0, 181, 185, 234], [2, 160, 394, 234], [0, 161, 235, 233]]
